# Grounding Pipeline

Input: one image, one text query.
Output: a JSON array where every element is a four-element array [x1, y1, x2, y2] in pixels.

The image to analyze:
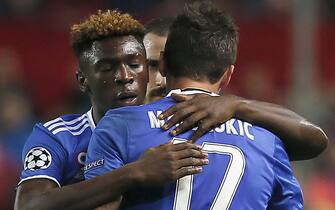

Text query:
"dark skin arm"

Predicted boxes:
[[159, 93, 329, 161], [15, 142, 208, 210]]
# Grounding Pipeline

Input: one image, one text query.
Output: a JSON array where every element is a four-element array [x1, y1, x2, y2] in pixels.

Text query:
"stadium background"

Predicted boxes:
[[0, 0, 334, 209]]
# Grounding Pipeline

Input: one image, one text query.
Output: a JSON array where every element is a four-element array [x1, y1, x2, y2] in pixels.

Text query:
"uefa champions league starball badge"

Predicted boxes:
[[24, 147, 52, 170]]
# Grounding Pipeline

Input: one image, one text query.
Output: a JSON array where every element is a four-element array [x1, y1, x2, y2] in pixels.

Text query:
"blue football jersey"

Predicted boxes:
[[19, 110, 95, 187], [85, 89, 303, 210]]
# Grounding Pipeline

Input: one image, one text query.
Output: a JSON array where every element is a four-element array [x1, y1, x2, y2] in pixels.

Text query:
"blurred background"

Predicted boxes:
[[0, 0, 334, 209]]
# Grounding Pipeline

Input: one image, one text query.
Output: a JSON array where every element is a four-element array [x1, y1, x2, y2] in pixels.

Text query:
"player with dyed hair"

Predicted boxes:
[[14, 10, 209, 210], [85, 1, 325, 209], [15, 6, 328, 210]]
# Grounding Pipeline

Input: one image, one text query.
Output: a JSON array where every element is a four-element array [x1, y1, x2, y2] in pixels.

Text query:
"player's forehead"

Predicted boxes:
[[87, 35, 146, 64], [143, 33, 167, 60]]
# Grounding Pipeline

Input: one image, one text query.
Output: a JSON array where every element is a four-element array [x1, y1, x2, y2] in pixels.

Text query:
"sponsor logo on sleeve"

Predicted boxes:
[[84, 158, 104, 171]]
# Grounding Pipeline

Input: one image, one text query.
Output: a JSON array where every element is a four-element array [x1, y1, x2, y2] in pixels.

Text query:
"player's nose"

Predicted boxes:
[[115, 64, 134, 84]]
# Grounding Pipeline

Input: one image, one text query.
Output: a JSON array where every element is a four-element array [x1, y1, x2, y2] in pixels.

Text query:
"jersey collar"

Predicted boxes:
[[166, 88, 219, 97], [86, 109, 96, 130]]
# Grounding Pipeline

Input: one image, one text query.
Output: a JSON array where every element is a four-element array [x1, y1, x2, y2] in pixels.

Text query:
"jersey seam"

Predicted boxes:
[[41, 124, 70, 159], [272, 136, 296, 208], [38, 124, 69, 184], [71, 115, 90, 173], [46, 125, 69, 162]]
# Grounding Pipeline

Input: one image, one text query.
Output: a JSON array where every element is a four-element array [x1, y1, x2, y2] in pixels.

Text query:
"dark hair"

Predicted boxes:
[[164, 0, 238, 83], [144, 17, 175, 36]]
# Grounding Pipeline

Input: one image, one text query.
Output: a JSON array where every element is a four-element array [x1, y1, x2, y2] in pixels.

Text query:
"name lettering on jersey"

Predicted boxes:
[[147, 111, 254, 140], [148, 111, 165, 128]]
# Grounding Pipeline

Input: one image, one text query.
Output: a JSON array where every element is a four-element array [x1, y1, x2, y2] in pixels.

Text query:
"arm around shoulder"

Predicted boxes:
[[235, 98, 329, 160]]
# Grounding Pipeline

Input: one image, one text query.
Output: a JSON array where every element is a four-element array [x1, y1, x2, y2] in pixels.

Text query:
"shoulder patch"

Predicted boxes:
[[24, 147, 52, 171]]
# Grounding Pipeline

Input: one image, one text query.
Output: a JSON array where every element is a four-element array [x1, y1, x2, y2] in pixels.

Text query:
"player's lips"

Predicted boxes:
[[117, 91, 138, 104]]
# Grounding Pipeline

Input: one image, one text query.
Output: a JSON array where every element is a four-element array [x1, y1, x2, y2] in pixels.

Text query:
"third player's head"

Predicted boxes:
[[162, 0, 238, 93], [71, 10, 148, 120], [144, 17, 174, 103]]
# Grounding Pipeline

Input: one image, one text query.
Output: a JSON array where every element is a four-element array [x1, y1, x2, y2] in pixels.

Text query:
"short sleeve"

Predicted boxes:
[[267, 137, 304, 210], [19, 124, 68, 187], [84, 114, 128, 180]]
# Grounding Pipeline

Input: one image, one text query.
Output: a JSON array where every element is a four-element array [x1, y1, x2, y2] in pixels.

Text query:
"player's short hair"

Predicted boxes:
[[144, 17, 175, 36], [70, 10, 145, 57], [164, 0, 238, 83]]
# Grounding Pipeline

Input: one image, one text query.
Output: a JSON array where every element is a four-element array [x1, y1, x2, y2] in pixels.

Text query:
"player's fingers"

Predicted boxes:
[[173, 148, 208, 159], [169, 142, 202, 152], [176, 157, 209, 169], [188, 129, 208, 144], [162, 105, 198, 130], [173, 166, 203, 179], [159, 101, 189, 121], [189, 120, 214, 143], [170, 111, 208, 136], [170, 93, 195, 102]]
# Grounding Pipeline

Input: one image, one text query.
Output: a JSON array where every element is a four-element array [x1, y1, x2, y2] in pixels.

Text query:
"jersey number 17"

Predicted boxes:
[[172, 138, 246, 210]]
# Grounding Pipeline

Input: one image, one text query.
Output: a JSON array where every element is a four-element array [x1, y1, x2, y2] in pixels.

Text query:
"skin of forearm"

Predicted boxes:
[[17, 141, 207, 210], [235, 99, 328, 160], [94, 198, 122, 210], [20, 163, 139, 210]]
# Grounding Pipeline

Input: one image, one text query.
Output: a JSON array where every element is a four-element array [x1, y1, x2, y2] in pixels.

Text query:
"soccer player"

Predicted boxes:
[[14, 10, 209, 210], [85, 1, 308, 209], [144, 17, 173, 103], [144, 17, 328, 160], [15, 6, 327, 210]]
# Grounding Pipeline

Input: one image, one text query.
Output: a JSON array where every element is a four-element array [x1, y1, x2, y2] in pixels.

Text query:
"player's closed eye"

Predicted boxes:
[[97, 62, 118, 73], [128, 63, 141, 69]]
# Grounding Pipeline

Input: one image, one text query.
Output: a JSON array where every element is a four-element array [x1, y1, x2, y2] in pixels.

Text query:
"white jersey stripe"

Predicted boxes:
[[44, 114, 87, 128], [52, 124, 91, 135], [43, 118, 62, 127], [86, 109, 96, 130], [47, 118, 89, 131]]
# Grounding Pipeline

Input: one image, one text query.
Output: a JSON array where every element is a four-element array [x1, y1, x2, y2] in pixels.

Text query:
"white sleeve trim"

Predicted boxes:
[[18, 175, 61, 187]]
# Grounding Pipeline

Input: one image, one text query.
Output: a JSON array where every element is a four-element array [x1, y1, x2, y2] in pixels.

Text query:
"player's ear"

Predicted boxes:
[[159, 51, 166, 77], [220, 65, 234, 88], [76, 70, 89, 93]]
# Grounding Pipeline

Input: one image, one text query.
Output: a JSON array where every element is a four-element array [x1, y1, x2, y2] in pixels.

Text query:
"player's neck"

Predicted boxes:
[[166, 76, 221, 94], [90, 102, 104, 125]]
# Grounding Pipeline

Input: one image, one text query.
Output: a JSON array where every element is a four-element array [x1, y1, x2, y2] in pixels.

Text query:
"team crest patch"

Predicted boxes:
[[77, 152, 87, 165], [24, 147, 52, 170]]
